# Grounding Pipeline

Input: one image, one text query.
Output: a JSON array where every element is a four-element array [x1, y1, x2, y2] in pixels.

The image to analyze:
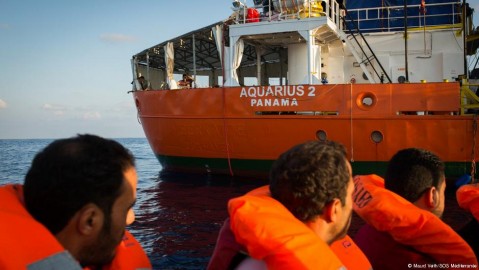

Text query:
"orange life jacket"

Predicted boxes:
[[0, 184, 82, 270], [353, 175, 477, 265], [0, 184, 151, 270], [228, 185, 346, 270], [457, 183, 479, 222], [100, 230, 152, 270], [330, 235, 372, 270]]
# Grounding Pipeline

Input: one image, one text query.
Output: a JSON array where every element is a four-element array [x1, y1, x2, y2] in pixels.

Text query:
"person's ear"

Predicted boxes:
[[323, 198, 341, 223], [76, 203, 104, 236], [426, 187, 439, 209]]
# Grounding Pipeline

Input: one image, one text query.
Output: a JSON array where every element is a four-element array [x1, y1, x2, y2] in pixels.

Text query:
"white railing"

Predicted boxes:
[[346, 2, 461, 32], [232, 0, 343, 31]]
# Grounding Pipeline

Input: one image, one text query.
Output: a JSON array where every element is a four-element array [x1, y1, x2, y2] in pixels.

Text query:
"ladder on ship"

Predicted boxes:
[[338, 5, 392, 84]]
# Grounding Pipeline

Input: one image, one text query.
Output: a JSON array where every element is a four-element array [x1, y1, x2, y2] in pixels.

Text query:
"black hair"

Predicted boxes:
[[269, 140, 350, 222], [24, 134, 135, 234], [385, 148, 445, 203]]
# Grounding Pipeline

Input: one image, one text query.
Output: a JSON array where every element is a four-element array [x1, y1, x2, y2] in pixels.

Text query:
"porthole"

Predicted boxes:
[[362, 97, 373, 106], [316, 130, 327, 141], [371, 131, 383, 143], [356, 92, 377, 110]]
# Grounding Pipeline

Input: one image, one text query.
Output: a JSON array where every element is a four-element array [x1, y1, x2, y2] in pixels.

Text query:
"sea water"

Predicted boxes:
[[0, 138, 265, 269], [0, 138, 472, 269]]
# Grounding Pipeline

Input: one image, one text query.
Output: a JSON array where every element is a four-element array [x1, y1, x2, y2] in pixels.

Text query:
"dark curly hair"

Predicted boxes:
[[24, 134, 135, 234], [385, 148, 445, 203], [269, 140, 350, 222]]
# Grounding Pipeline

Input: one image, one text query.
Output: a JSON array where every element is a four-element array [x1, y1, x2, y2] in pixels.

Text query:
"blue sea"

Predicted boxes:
[[0, 138, 266, 270], [0, 138, 472, 269]]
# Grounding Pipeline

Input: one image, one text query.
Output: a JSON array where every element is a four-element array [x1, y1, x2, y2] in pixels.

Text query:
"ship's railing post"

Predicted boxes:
[[232, 0, 248, 24], [324, 0, 329, 18], [268, 0, 272, 21], [335, 0, 340, 27], [310, 0, 312, 18], [387, 6, 391, 31]]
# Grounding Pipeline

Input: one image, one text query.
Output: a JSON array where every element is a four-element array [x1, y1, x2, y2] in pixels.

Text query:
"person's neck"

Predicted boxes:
[[305, 218, 333, 245]]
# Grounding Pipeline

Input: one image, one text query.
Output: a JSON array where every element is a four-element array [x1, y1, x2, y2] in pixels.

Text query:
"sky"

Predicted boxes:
[[1, 1, 479, 139], [0, 1, 232, 139]]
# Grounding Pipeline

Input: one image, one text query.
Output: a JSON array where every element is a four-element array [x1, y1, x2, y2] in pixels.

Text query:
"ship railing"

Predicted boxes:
[[232, 0, 343, 31], [461, 79, 479, 115], [346, 2, 461, 33]]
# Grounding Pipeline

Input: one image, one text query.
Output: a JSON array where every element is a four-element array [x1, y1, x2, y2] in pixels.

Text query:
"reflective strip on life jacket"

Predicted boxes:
[[228, 185, 345, 270], [457, 183, 479, 222], [353, 175, 477, 265], [27, 251, 82, 270]]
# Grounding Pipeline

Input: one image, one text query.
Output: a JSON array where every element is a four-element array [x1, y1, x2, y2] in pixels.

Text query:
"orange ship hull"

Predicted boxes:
[[133, 82, 479, 178]]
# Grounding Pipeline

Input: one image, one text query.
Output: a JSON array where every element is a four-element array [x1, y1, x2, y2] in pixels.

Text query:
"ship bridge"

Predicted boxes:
[[131, 0, 348, 89], [226, 0, 344, 86]]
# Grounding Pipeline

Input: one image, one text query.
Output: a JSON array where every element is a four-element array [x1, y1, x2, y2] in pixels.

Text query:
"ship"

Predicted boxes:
[[130, 0, 479, 179]]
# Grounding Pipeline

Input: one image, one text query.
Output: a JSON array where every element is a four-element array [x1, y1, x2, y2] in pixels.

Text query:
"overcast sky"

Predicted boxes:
[[0, 0, 478, 139]]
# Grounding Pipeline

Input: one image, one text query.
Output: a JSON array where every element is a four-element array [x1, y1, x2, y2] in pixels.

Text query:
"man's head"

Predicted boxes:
[[269, 140, 354, 244], [24, 134, 137, 266], [385, 148, 446, 217]]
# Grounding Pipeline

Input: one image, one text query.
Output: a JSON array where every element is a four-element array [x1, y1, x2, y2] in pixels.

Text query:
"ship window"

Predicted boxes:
[[269, 77, 286, 86], [194, 75, 209, 87], [316, 130, 327, 141], [244, 77, 258, 86], [371, 131, 383, 143], [362, 97, 373, 106]]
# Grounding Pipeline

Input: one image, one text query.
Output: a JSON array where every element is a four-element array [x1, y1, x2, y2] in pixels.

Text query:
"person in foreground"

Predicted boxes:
[[208, 140, 371, 269], [0, 134, 151, 270], [353, 148, 477, 269], [457, 183, 479, 258]]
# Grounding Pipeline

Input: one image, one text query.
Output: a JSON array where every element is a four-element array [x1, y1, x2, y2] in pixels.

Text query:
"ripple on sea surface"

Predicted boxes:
[[131, 174, 266, 269]]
